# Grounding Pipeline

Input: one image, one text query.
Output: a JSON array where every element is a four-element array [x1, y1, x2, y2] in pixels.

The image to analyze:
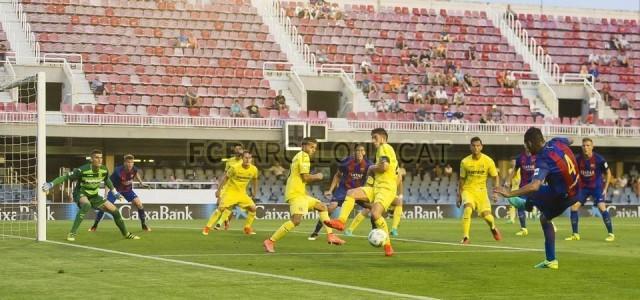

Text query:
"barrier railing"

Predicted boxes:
[[9, 0, 40, 59]]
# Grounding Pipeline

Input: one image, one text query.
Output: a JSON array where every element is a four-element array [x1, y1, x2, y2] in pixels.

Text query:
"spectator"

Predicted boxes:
[[489, 105, 504, 123], [620, 95, 629, 110], [453, 89, 465, 106], [432, 71, 445, 86], [230, 99, 244, 117], [579, 64, 589, 78], [479, 115, 488, 123], [0, 44, 6, 69], [615, 175, 628, 188], [630, 165, 639, 178], [443, 163, 454, 178], [361, 78, 378, 95], [435, 42, 447, 58], [389, 76, 403, 93], [375, 99, 388, 112], [246, 99, 260, 118], [588, 63, 599, 80], [407, 86, 419, 104], [388, 98, 404, 113], [416, 105, 429, 122], [444, 60, 456, 74], [274, 90, 287, 110], [360, 59, 373, 74], [614, 34, 630, 51], [420, 48, 432, 67], [440, 29, 452, 43], [444, 106, 454, 122], [90, 79, 108, 96], [505, 4, 517, 19], [453, 111, 465, 123], [496, 70, 506, 87], [409, 51, 420, 68], [505, 72, 517, 88], [435, 88, 448, 104], [617, 52, 629, 67], [454, 69, 465, 85], [177, 31, 190, 48], [423, 68, 433, 84], [364, 38, 375, 55], [395, 33, 406, 49], [464, 73, 480, 88], [267, 161, 286, 180], [316, 48, 329, 63], [466, 45, 477, 60], [433, 164, 443, 180], [601, 83, 612, 104], [588, 53, 600, 65], [425, 86, 436, 104], [601, 53, 612, 66], [446, 70, 458, 87], [400, 46, 411, 67]]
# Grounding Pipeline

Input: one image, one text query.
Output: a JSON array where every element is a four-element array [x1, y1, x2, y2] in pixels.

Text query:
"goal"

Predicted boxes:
[[0, 72, 46, 241]]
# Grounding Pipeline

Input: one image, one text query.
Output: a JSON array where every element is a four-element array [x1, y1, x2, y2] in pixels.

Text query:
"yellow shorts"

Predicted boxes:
[[358, 186, 375, 202], [287, 195, 321, 215], [373, 187, 396, 210], [220, 191, 255, 209], [461, 189, 491, 215]]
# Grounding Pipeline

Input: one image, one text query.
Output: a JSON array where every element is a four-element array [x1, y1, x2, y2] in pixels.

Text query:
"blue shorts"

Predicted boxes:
[[331, 197, 345, 207], [107, 190, 139, 203], [578, 187, 604, 205], [529, 185, 577, 220]]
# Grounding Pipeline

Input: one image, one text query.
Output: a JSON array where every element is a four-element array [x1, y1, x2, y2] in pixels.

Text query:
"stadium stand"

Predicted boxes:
[[283, 2, 533, 123], [515, 13, 639, 125], [20, 0, 312, 118]]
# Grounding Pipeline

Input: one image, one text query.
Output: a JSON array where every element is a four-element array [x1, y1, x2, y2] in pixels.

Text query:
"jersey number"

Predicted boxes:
[[563, 154, 576, 176]]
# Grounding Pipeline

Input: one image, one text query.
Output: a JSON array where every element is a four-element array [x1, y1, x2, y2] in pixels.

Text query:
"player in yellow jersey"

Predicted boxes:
[[504, 163, 521, 225], [326, 128, 398, 256], [203, 151, 259, 235], [458, 137, 502, 244], [214, 143, 244, 230], [263, 137, 345, 253], [343, 174, 404, 237]]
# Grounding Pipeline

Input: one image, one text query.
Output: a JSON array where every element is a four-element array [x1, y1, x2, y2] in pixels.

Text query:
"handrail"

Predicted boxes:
[[2, 112, 639, 137], [562, 73, 594, 85], [288, 69, 307, 111], [3, 56, 18, 101], [490, 8, 561, 83], [253, 0, 316, 74], [320, 64, 356, 80], [10, 0, 40, 59], [43, 53, 83, 70]]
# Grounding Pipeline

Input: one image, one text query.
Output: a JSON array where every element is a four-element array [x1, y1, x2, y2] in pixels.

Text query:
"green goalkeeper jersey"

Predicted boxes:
[[51, 164, 114, 197]]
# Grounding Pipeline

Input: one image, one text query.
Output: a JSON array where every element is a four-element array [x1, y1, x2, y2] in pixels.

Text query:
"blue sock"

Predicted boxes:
[[138, 208, 146, 226], [570, 210, 579, 234], [540, 216, 556, 261], [93, 210, 105, 228], [517, 208, 526, 228], [601, 210, 613, 234]]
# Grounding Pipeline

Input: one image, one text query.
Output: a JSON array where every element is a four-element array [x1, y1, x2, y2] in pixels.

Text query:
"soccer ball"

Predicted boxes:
[[368, 229, 387, 248]]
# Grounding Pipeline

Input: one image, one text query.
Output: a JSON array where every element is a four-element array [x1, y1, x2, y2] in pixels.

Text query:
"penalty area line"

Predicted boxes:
[[44, 240, 438, 300]]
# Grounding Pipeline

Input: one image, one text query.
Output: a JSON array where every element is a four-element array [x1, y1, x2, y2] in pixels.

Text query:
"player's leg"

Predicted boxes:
[[326, 187, 372, 230], [101, 200, 139, 239], [596, 199, 615, 241], [203, 206, 224, 235], [506, 205, 516, 224], [346, 208, 369, 236], [313, 199, 345, 245], [390, 196, 403, 236], [477, 191, 500, 241], [242, 204, 257, 235], [90, 191, 117, 231], [460, 191, 475, 244], [309, 201, 338, 240], [131, 195, 150, 231], [264, 198, 305, 253], [566, 200, 583, 240], [68, 195, 92, 241], [370, 191, 394, 256], [535, 213, 558, 269], [516, 207, 528, 236]]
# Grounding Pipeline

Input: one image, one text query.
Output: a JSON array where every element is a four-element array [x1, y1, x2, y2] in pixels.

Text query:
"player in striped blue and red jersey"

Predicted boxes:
[[308, 144, 371, 241], [90, 154, 151, 232], [496, 127, 580, 269], [565, 138, 614, 242], [505, 147, 537, 236]]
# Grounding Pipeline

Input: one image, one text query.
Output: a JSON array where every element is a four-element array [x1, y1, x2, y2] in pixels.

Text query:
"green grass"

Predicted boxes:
[[2, 217, 640, 299]]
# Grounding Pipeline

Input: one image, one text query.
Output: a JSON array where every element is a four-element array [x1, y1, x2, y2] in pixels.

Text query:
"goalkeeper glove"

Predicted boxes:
[[42, 182, 53, 192]]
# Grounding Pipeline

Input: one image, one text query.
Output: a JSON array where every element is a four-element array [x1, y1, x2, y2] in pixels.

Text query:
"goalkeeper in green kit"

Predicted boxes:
[[42, 149, 140, 241]]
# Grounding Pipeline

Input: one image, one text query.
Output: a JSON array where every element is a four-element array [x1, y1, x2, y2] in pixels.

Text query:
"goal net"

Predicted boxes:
[[0, 72, 46, 241]]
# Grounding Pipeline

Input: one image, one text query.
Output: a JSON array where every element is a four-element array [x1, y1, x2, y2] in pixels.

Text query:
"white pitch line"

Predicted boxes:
[[153, 249, 526, 257], [44, 240, 438, 300], [154, 225, 543, 252]]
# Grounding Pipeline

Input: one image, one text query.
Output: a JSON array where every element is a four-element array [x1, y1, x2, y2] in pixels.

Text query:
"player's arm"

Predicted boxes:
[[301, 172, 323, 183], [300, 155, 322, 183], [457, 161, 466, 207], [497, 179, 542, 198], [488, 159, 500, 202], [325, 170, 342, 198], [369, 158, 389, 174], [216, 172, 230, 198], [252, 174, 259, 199], [135, 172, 150, 188], [43, 168, 81, 191], [396, 173, 404, 200], [603, 161, 612, 196]]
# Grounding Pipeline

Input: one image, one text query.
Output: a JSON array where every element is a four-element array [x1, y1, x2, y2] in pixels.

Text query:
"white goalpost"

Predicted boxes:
[[0, 71, 46, 241]]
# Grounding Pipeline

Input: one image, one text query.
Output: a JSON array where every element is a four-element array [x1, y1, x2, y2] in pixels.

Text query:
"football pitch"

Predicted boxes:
[[2, 218, 639, 299]]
